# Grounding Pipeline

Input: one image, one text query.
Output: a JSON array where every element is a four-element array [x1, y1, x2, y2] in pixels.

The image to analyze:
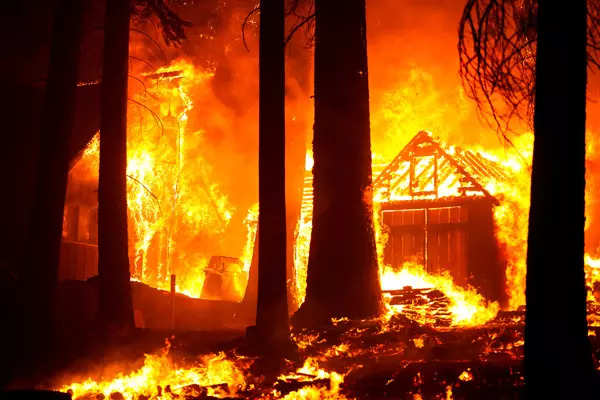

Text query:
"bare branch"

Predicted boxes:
[[284, 12, 315, 47], [242, 5, 261, 52], [131, 28, 169, 61], [128, 75, 148, 94], [127, 97, 165, 137], [458, 0, 600, 139], [127, 174, 162, 212], [133, 0, 192, 46], [129, 55, 155, 70]]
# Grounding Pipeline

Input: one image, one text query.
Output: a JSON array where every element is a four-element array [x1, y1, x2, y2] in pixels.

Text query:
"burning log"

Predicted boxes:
[[142, 70, 184, 81], [179, 384, 207, 398], [274, 377, 330, 396]]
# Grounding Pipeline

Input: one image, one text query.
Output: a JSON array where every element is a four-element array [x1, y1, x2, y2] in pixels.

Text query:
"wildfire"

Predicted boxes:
[[240, 203, 258, 273], [293, 153, 315, 304], [293, 128, 533, 323], [68, 59, 244, 300], [476, 134, 534, 310], [58, 341, 247, 400], [126, 60, 234, 298], [459, 369, 474, 382], [380, 262, 500, 326], [57, 342, 355, 400], [67, 54, 600, 332], [277, 357, 349, 400]]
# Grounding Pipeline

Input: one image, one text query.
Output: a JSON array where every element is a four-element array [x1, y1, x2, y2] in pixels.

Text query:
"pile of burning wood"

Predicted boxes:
[[384, 286, 453, 327]]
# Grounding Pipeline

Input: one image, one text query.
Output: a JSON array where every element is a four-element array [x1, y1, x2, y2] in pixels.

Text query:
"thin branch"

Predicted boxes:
[[132, 0, 191, 46], [131, 28, 168, 61], [127, 97, 165, 137], [127, 174, 162, 212], [458, 0, 539, 137], [242, 5, 260, 52], [128, 75, 147, 93], [284, 12, 315, 47], [129, 55, 155, 70]]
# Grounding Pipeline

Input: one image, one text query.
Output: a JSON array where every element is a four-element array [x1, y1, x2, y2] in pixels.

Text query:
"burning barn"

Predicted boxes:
[[373, 131, 508, 303]]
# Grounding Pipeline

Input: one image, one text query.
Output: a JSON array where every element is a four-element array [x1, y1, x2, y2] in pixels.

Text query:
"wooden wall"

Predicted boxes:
[[382, 199, 506, 304]]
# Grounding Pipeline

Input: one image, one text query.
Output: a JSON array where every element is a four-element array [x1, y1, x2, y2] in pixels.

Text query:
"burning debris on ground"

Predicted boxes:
[[51, 311, 529, 400]]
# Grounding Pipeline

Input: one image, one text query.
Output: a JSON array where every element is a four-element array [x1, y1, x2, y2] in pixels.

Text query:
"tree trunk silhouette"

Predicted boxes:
[[98, 0, 135, 334], [18, 0, 84, 362], [525, 0, 595, 396], [292, 0, 382, 327], [253, 0, 290, 346]]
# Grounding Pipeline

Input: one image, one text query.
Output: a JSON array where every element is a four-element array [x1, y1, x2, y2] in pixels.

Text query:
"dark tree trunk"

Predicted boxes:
[[253, 0, 290, 346], [18, 0, 84, 362], [292, 0, 382, 327], [525, 0, 595, 396], [97, 0, 134, 334]]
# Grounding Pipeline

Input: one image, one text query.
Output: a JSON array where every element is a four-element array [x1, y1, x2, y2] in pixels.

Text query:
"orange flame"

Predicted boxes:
[[58, 342, 247, 399]]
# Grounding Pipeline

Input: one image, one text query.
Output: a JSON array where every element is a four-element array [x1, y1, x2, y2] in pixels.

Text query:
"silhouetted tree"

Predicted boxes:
[[97, 0, 190, 335], [238, 0, 313, 320], [526, 1, 594, 396], [293, 0, 383, 326], [459, 0, 597, 395], [19, 0, 84, 361], [254, 0, 290, 348], [458, 0, 600, 134], [98, 0, 135, 334]]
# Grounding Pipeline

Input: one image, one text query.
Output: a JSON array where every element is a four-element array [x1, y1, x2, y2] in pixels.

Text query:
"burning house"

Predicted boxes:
[[374, 131, 508, 304], [295, 130, 509, 306]]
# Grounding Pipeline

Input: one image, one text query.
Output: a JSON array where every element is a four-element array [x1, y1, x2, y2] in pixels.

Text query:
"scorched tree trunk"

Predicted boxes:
[[19, 0, 84, 363], [525, 0, 596, 396], [98, 0, 135, 334], [293, 0, 383, 326], [254, 0, 290, 346]]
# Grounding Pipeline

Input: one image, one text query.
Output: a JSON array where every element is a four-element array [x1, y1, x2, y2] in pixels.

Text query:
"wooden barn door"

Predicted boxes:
[[426, 227, 467, 284], [382, 206, 468, 285], [426, 206, 468, 283], [383, 209, 426, 267]]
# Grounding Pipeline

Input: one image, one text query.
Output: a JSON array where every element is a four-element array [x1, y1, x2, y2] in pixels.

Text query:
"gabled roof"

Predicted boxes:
[[373, 131, 508, 203]]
